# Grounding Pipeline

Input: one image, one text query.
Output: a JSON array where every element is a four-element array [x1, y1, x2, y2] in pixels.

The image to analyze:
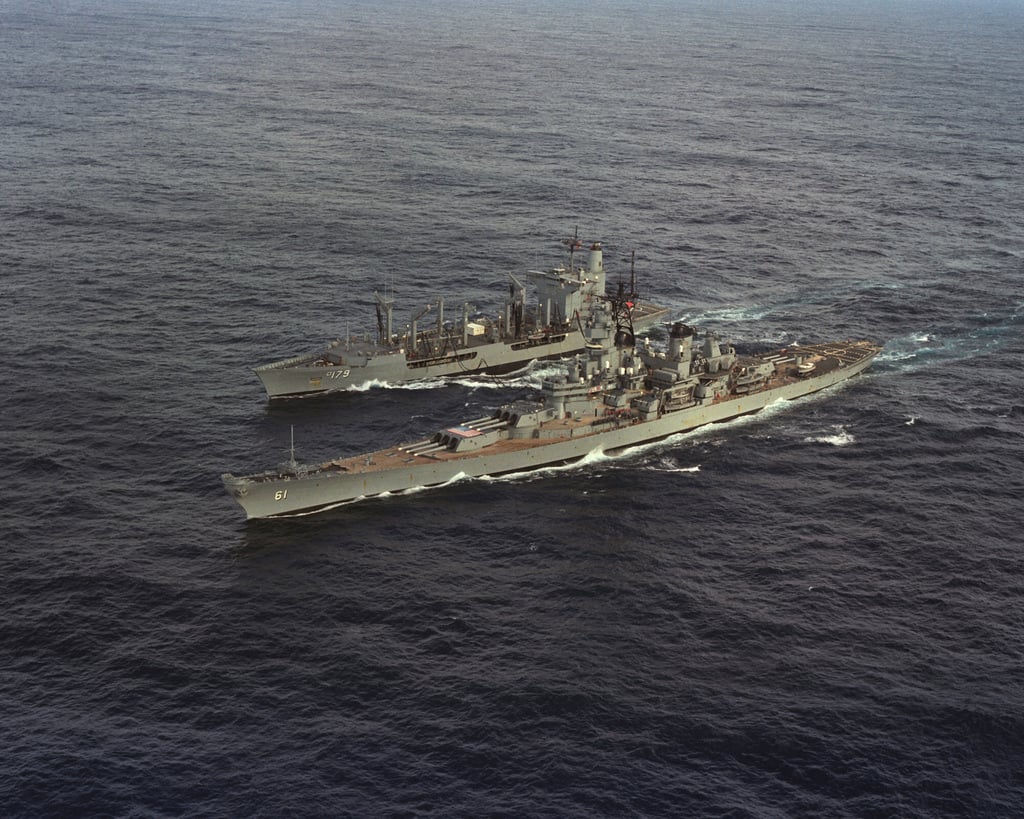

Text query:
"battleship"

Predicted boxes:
[[254, 237, 670, 398], [223, 287, 881, 519]]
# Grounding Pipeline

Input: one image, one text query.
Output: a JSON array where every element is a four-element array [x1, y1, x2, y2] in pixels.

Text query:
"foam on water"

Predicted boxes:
[[802, 425, 856, 447], [646, 460, 702, 475]]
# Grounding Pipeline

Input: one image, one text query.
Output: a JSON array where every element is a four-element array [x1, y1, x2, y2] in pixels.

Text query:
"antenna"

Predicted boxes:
[[562, 226, 582, 273], [287, 425, 298, 472], [630, 250, 637, 300]]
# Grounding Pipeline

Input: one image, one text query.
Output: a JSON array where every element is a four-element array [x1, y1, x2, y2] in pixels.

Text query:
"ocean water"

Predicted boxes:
[[3, 0, 1023, 815]]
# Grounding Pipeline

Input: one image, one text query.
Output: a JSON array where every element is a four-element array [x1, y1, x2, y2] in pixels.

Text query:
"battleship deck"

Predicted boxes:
[[234, 339, 872, 493], [315, 342, 858, 474]]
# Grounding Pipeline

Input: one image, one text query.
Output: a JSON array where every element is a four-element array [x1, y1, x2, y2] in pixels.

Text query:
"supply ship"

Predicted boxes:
[[254, 236, 670, 398], [224, 287, 881, 519]]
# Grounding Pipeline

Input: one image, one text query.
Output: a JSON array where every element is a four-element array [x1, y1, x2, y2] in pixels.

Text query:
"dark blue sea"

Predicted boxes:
[[3, 0, 1023, 815]]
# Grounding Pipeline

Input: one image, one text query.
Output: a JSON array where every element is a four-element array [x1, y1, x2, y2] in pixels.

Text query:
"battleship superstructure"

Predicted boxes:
[[254, 237, 670, 398], [224, 287, 880, 519]]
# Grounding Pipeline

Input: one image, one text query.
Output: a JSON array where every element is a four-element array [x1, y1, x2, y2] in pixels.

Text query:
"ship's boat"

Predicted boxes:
[[223, 288, 881, 519], [253, 236, 670, 398]]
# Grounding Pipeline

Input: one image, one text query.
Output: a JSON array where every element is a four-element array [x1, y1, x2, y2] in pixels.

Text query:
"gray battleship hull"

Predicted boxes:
[[224, 342, 878, 520]]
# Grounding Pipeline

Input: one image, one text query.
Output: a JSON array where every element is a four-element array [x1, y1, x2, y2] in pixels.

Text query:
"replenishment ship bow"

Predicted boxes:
[[224, 289, 881, 519], [254, 238, 669, 398]]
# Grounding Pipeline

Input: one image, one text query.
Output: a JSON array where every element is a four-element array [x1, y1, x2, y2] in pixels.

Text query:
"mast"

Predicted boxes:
[[630, 250, 637, 300], [611, 280, 636, 350], [409, 303, 431, 354], [563, 226, 582, 276], [508, 272, 526, 338], [374, 291, 395, 346], [282, 424, 299, 474]]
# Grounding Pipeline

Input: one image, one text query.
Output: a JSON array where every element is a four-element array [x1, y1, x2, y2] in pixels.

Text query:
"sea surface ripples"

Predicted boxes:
[[2, 1, 1023, 816]]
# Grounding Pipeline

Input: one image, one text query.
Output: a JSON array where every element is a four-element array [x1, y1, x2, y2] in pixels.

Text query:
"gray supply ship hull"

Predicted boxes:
[[224, 331, 881, 519], [255, 238, 670, 398], [254, 325, 593, 397]]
